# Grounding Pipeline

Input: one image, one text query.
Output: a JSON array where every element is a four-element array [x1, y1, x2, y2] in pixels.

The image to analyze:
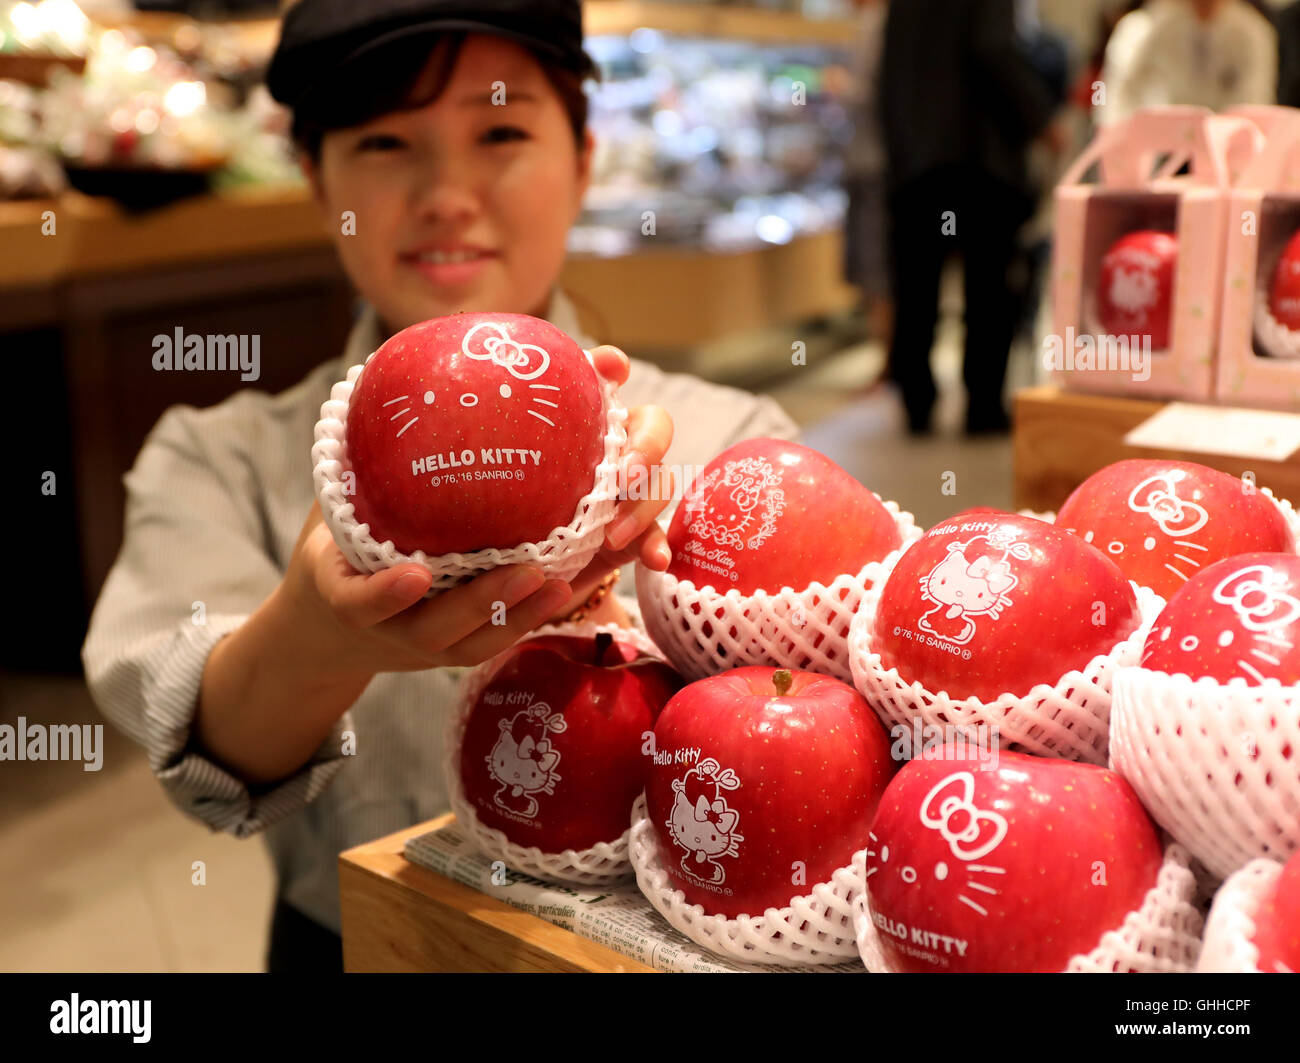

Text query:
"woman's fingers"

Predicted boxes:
[[323, 562, 433, 630], [449, 578, 581, 664], [394, 566, 569, 655], [623, 404, 673, 468], [589, 344, 630, 386], [606, 464, 676, 552]]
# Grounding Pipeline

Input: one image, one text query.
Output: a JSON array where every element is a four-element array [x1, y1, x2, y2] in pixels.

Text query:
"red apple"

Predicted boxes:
[[1252, 849, 1300, 973], [645, 667, 895, 918], [1269, 228, 1300, 331], [665, 438, 902, 595], [1097, 230, 1177, 350], [459, 633, 683, 853], [1056, 459, 1295, 599], [865, 748, 1163, 973], [1141, 553, 1300, 684], [873, 510, 1139, 701], [346, 313, 606, 555]]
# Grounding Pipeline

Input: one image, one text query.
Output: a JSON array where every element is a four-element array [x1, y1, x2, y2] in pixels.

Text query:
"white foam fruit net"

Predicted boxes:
[[636, 502, 922, 683], [1197, 858, 1286, 973], [628, 793, 861, 967], [313, 349, 629, 591], [1109, 667, 1300, 881], [849, 842, 1203, 972], [1254, 287, 1300, 360], [443, 619, 667, 887], [847, 579, 1164, 766]]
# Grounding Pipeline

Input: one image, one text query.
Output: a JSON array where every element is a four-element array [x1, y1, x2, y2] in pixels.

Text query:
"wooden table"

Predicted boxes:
[[1013, 385, 1300, 513], [338, 816, 656, 973]]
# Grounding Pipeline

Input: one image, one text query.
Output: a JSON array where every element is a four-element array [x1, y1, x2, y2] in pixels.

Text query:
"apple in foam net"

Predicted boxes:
[[1097, 229, 1177, 350], [665, 438, 902, 595], [865, 749, 1164, 973], [1252, 849, 1300, 973], [345, 313, 606, 556], [872, 510, 1139, 701], [459, 633, 683, 853], [1141, 552, 1300, 684], [1269, 228, 1300, 332], [1055, 459, 1295, 600], [644, 667, 895, 918]]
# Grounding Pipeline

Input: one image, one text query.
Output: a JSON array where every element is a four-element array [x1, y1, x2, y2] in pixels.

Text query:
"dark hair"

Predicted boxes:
[[291, 31, 596, 160]]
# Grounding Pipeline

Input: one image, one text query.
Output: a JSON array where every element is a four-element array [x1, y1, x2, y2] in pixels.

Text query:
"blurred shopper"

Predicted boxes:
[[842, 0, 893, 358], [1280, 1, 1300, 108], [880, 0, 1058, 435], [1098, 0, 1277, 125]]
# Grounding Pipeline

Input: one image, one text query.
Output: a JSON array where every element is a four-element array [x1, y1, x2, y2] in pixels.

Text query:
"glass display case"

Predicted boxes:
[[573, 27, 852, 256]]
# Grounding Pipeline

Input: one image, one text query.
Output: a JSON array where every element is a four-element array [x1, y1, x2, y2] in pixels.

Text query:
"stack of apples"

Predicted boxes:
[[320, 312, 1300, 971]]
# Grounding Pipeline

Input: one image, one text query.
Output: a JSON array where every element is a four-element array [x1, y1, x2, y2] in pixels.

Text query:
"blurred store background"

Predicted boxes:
[[1, 0, 1296, 970]]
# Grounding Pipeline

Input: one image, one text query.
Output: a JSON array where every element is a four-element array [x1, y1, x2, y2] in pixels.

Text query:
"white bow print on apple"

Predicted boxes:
[[917, 536, 1032, 646], [667, 759, 744, 885], [1212, 564, 1300, 635], [383, 321, 562, 438], [864, 771, 1008, 918], [486, 704, 567, 818], [1127, 471, 1209, 538]]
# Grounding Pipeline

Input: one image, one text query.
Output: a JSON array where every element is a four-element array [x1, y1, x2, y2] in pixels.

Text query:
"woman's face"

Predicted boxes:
[[303, 34, 593, 332]]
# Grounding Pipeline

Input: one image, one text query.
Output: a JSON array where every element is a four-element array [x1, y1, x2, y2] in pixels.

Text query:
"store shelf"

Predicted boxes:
[[1013, 386, 1300, 512], [339, 816, 656, 973], [585, 1, 855, 45]]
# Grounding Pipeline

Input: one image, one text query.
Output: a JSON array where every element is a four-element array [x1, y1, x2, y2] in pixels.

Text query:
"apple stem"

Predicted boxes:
[[773, 669, 793, 696], [594, 631, 614, 666]]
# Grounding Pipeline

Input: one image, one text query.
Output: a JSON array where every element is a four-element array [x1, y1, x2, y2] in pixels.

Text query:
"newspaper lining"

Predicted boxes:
[[404, 823, 864, 973]]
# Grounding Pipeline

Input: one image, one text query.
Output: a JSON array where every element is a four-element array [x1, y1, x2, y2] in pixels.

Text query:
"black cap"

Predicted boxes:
[[267, 0, 595, 110]]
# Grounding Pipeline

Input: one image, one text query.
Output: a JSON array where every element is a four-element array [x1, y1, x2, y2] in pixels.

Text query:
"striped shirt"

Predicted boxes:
[[80, 290, 798, 934]]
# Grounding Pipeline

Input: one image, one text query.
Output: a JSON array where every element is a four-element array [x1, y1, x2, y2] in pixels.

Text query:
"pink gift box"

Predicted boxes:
[[1051, 107, 1264, 401], [1216, 106, 1300, 410]]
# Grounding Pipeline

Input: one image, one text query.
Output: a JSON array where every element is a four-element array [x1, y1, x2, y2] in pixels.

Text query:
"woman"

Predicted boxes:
[[81, 0, 796, 971]]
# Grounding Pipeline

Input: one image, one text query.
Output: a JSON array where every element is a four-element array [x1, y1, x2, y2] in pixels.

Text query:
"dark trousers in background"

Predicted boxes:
[[266, 898, 344, 973], [886, 164, 1029, 433]]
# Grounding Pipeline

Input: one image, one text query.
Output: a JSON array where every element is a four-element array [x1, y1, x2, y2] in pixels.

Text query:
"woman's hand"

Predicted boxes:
[[534, 344, 677, 622], [281, 503, 574, 677]]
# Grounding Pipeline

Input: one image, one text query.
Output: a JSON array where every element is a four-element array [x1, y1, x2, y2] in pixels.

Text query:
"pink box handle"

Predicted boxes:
[[1059, 106, 1261, 191], [1236, 110, 1300, 191]]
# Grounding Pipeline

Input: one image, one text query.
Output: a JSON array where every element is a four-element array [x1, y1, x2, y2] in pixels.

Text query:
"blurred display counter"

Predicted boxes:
[[1013, 387, 1300, 512]]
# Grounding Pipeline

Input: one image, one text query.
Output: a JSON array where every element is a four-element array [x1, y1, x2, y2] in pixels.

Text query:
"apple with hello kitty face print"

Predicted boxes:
[[1097, 230, 1177, 349], [865, 749, 1164, 973], [872, 510, 1139, 701], [345, 313, 606, 556], [645, 667, 895, 918], [1252, 849, 1300, 973], [1141, 553, 1300, 683], [1055, 460, 1295, 600]]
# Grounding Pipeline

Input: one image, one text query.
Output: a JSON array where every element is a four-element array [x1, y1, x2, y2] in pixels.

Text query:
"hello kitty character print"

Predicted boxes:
[[917, 529, 1033, 646], [1108, 265, 1159, 319], [486, 703, 567, 818], [684, 457, 785, 552], [867, 771, 1008, 917], [384, 320, 561, 439], [667, 759, 744, 885]]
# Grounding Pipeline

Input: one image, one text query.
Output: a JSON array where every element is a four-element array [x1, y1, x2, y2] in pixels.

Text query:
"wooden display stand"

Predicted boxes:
[[1013, 386, 1300, 512], [338, 816, 655, 973]]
